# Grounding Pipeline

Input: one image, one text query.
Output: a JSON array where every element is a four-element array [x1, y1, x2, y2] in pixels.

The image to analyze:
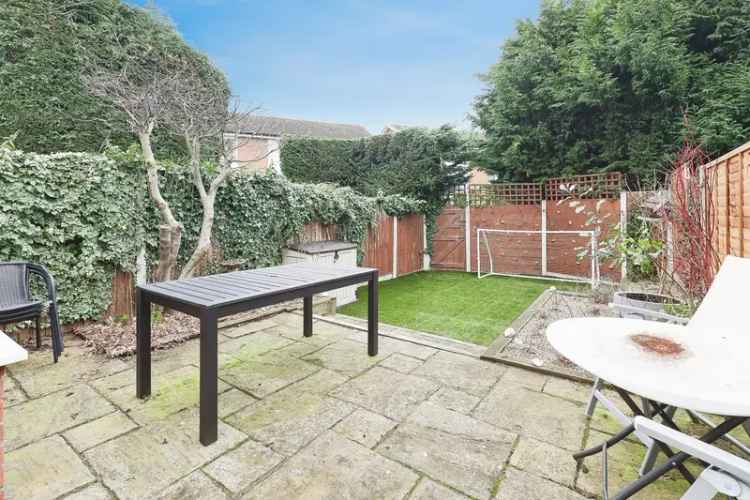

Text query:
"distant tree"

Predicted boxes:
[[473, 0, 750, 184], [0, 0, 193, 155]]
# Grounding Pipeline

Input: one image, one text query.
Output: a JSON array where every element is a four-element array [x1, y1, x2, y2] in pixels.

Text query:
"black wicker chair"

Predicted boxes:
[[0, 262, 64, 362]]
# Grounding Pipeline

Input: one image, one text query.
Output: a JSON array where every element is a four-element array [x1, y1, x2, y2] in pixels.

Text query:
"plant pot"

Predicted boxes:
[[612, 291, 682, 321]]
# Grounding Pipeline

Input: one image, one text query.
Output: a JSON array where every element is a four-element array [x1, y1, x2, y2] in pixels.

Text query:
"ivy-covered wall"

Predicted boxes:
[[0, 147, 422, 323]]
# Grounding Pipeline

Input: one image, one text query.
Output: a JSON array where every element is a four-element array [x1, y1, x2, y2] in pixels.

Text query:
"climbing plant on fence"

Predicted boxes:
[[0, 146, 421, 323]]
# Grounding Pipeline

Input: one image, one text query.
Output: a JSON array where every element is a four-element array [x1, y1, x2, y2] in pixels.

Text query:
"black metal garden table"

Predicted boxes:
[[136, 262, 378, 445]]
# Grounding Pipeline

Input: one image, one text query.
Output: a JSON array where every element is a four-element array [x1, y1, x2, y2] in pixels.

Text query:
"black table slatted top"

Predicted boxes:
[[139, 262, 375, 308]]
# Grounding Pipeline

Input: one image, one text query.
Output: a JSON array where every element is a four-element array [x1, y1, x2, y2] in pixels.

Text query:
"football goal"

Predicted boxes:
[[476, 228, 600, 287]]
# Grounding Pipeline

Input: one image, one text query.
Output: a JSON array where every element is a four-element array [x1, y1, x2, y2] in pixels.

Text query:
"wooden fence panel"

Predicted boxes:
[[361, 213, 394, 276], [468, 204, 542, 275], [703, 140, 750, 263], [431, 207, 466, 270], [397, 213, 424, 275]]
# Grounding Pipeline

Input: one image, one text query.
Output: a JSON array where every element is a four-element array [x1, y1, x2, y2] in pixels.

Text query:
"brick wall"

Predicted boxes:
[[0, 366, 5, 500]]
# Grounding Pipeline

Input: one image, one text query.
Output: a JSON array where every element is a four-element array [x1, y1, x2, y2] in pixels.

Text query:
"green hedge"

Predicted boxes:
[[0, 147, 421, 323], [280, 126, 471, 252]]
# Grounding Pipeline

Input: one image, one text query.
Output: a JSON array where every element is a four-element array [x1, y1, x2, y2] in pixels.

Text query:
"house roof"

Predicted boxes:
[[233, 115, 370, 139]]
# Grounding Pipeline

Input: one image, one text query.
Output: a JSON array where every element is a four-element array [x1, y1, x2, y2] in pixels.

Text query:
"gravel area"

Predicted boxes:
[[489, 288, 619, 380]]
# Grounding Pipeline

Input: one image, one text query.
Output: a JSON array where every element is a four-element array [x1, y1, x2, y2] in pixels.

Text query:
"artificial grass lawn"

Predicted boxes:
[[338, 271, 582, 346]]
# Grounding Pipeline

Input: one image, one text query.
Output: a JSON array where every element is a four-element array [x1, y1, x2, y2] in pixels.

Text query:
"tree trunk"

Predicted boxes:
[[179, 192, 216, 279], [138, 130, 182, 282]]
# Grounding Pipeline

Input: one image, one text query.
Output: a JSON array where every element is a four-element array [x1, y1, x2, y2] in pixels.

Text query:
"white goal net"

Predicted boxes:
[[476, 228, 600, 287]]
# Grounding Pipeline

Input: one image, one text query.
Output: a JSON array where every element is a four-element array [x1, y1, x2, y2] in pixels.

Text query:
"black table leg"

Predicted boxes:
[[199, 310, 218, 445], [368, 271, 378, 356], [303, 296, 313, 337], [136, 288, 151, 399]]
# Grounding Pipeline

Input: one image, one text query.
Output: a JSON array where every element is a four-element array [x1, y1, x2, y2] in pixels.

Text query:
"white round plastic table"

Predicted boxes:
[[546, 317, 750, 417]]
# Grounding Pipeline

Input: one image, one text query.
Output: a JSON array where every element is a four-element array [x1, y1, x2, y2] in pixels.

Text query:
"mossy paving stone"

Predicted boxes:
[[84, 409, 245, 500], [103, 365, 231, 424], [219, 347, 320, 398], [63, 411, 138, 452], [242, 431, 419, 500], [333, 408, 397, 448], [302, 339, 387, 377], [473, 384, 586, 451], [576, 430, 697, 499], [378, 352, 424, 373], [329, 366, 439, 421], [409, 478, 470, 499], [221, 317, 278, 338], [225, 387, 356, 456], [202, 439, 284, 493], [412, 350, 505, 398], [5, 383, 114, 451], [543, 377, 591, 403], [428, 387, 481, 414], [500, 366, 549, 391], [156, 470, 230, 500], [5, 435, 94, 500], [495, 468, 587, 500], [11, 352, 129, 398], [64, 483, 114, 500], [378, 402, 515, 499], [509, 437, 577, 487], [4, 374, 27, 407]]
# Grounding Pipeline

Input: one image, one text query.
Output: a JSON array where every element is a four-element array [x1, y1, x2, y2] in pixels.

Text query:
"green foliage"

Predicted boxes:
[[0, 0, 225, 155], [281, 126, 471, 250], [1, 147, 420, 323], [473, 0, 750, 184], [0, 148, 147, 322]]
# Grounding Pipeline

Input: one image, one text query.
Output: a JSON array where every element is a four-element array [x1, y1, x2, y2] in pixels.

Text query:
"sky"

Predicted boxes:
[[132, 1, 540, 134]]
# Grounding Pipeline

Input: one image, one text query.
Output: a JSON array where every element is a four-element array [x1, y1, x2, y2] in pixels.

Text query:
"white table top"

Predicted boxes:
[[0, 331, 28, 367], [547, 317, 750, 416]]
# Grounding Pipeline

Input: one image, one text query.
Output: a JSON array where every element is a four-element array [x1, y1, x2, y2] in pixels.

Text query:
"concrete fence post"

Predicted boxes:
[[464, 185, 471, 272], [541, 200, 548, 276], [392, 216, 398, 278]]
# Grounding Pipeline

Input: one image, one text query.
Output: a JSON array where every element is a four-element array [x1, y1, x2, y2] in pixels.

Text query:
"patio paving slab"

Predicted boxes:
[[62, 410, 138, 452], [5, 383, 114, 451], [219, 345, 320, 398], [378, 402, 516, 500], [243, 430, 419, 500], [509, 437, 576, 487], [84, 409, 245, 500], [428, 387, 480, 414], [3, 375, 26, 407], [221, 317, 278, 338], [203, 439, 284, 494], [543, 377, 591, 403], [5, 435, 94, 500], [412, 351, 505, 397], [330, 366, 440, 421], [225, 388, 356, 456], [302, 339, 387, 376], [378, 352, 424, 373], [64, 483, 114, 500], [495, 468, 588, 500], [473, 384, 586, 451], [334, 408, 398, 448], [104, 365, 231, 424], [501, 365, 548, 391], [409, 479, 470, 499], [11, 352, 129, 398], [217, 387, 257, 418], [156, 470, 230, 500]]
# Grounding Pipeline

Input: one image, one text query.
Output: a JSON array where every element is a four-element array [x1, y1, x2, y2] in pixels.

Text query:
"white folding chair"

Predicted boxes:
[[586, 255, 750, 474], [624, 416, 750, 499]]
